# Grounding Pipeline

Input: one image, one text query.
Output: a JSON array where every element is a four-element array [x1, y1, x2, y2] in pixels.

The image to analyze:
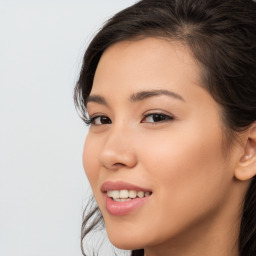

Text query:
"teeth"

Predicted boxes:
[[120, 190, 129, 198], [129, 190, 137, 198], [137, 191, 144, 198], [145, 192, 150, 197], [107, 190, 120, 199], [107, 190, 151, 200], [113, 198, 132, 202]]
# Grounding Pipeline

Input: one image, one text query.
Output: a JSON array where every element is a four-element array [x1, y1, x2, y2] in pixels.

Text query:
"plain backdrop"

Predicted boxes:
[[0, 1, 137, 255]]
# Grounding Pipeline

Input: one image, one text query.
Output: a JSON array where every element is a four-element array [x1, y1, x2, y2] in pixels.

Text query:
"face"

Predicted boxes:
[[83, 38, 239, 251]]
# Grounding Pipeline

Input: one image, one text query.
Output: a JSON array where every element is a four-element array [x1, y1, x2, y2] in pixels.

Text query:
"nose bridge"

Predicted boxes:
[[99, 122, 137, 170]]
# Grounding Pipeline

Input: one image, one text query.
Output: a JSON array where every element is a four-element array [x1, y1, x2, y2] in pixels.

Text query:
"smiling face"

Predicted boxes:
[[83, 38, 243, 254]]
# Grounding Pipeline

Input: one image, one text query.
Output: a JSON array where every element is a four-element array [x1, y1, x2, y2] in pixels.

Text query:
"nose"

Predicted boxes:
[[99, 126, 137, 171]]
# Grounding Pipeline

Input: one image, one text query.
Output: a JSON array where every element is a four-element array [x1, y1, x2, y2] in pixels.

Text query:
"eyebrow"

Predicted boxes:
[[85, 95, 108, 107], [129, 89, 185, 102], [86, 89, 185, 107]]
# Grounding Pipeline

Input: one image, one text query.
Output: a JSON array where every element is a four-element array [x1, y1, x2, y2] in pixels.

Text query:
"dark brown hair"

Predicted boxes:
[[74, 0, 256, 255]]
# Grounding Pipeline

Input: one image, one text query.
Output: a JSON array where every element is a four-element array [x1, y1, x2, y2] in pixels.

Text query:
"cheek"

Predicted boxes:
[[141, 123, 224, 178], [139, 121, 230, 218], [128, 124, 233, 244]]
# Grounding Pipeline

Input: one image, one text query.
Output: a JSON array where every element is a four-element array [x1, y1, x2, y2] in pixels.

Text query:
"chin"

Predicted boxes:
[[106, 227, 146, 250], [109, 238, 144, 251]]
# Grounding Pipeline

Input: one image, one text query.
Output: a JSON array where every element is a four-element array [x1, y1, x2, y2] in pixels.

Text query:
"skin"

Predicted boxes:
[[83, 38, 252, 256]]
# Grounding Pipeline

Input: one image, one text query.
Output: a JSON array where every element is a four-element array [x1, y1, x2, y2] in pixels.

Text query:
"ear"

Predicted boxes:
[[235, 123, 256, 181]]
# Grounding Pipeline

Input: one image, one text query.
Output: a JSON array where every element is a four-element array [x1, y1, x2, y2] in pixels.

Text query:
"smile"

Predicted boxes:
[[101, 181, 153, 216], [107, 190, 151, 201]]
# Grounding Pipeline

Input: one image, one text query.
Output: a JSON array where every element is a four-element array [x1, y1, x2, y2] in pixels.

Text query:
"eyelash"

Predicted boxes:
[[142, 113, 174, 123], [85, 115, 111, 126], [85, 112, 174, 126]]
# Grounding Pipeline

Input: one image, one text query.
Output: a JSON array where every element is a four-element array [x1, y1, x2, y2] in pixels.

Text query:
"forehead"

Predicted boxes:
[[91, 37, 202, 98]]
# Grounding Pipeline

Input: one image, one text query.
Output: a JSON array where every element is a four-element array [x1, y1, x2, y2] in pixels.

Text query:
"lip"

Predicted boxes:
[[100, 181, 152, 193], [104, 194, 151, 216], [101, 181, 152, 216]]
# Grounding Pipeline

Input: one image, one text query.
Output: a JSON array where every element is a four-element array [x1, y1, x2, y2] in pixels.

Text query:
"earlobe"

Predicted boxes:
[[235, 124, 256, 181]]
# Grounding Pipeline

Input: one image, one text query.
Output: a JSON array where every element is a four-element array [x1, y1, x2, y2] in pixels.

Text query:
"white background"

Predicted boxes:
[[0, 1, 137, 255]]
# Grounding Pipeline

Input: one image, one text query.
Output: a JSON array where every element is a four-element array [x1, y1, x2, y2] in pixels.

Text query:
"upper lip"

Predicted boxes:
[[101, 181, 152, 193]]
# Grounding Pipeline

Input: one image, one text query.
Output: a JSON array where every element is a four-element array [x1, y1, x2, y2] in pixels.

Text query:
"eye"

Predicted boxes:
[[142, 113, 174, 123], [86, 115, 112, 126]]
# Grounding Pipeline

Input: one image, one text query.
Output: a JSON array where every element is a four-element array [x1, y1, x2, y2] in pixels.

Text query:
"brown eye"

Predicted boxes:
[[91, 116, 111, 125], [142, 113, 174, 123]]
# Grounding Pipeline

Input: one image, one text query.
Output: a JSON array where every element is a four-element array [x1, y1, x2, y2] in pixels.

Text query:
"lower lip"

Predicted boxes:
[[105, 194, 151, 216]]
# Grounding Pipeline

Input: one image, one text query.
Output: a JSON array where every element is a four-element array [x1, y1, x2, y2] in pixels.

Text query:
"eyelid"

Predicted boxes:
[[85, 110, 175, 126], [142, 111, 175, 123], [85, 114, 111, 126], [143, 109, 175, 118]]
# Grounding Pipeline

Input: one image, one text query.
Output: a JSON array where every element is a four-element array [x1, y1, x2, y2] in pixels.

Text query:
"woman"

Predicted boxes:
[[74, 0, 256, 255]]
